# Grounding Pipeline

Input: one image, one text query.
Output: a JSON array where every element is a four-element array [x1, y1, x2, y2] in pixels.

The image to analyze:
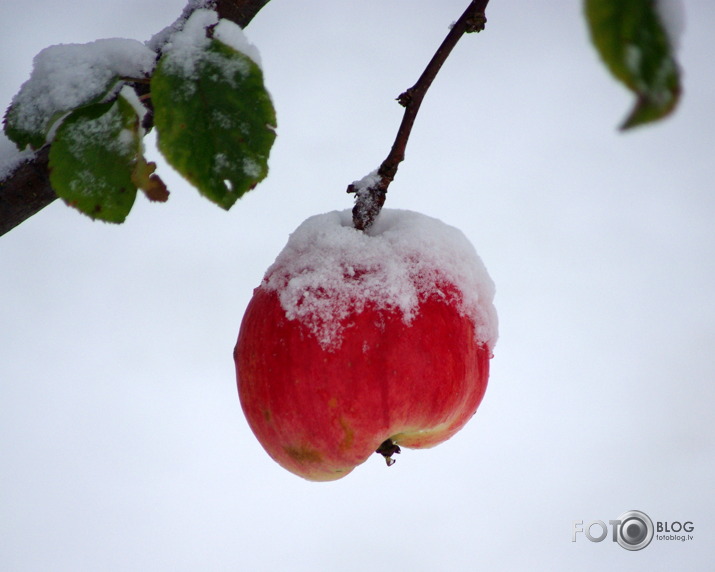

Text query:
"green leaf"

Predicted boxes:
[[584, 0, 681, 129], [49, 95, 140, 223], [151, 37, 276, 209], [4, 79, 121, 151], [4, 38, 157, 150]]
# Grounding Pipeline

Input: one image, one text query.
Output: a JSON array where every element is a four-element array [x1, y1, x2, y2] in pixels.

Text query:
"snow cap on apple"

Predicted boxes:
[[234, 208, 497, 481]]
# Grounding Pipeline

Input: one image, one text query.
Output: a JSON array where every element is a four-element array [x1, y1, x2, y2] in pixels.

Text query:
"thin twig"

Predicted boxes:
[[0, 0, 271, 237], [348, 0, 489, 231]]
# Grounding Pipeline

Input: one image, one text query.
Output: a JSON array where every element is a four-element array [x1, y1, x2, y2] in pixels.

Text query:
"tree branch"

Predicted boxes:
[[0, 0, 271, 237], [348, 0, 489, 231], [0, 147, 54, 235], [212, 0, 271, 27]]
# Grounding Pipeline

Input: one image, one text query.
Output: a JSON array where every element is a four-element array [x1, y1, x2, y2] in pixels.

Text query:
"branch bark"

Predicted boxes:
[[0, 147, 54, 235], [212, 0, 271, 27], [0, 0, 271, 237], [349, 0, 489, 231]]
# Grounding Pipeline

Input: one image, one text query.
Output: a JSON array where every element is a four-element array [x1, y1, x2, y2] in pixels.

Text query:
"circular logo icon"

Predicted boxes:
[[616, 510, 654, 551]]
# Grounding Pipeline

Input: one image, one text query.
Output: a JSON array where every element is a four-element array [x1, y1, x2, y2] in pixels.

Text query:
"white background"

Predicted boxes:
[[1, 1, 713, 570]]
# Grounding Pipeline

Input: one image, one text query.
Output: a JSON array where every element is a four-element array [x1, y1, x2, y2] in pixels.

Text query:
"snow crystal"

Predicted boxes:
[[147, 0, 214, 52], [158, 9, 218, 80], [262, 209, 498, 351], [118, 84, 148, 125], [214, 152, 230, 172], [350, 169, 381, 193], [242, 157, 262, 178], [214, 18, 262, 68], [624, 45, 644, 83], [63, 97, 134, 158], [211, 109, 235, 130], [158, 10, 261, 97], [8, 38, 156, 145], [0, 133, 35, 181]]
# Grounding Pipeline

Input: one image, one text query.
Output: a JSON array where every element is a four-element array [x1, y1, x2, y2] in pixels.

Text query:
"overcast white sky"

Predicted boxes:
[[1, 1, 714, 570]]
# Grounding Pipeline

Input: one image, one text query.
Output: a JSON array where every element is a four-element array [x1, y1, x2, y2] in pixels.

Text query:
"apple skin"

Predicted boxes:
[[234, 280, 491, 482]]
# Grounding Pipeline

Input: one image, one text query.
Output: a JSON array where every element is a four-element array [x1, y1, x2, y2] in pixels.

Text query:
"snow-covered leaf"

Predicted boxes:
[[49, 95, 141, 223], [585, 0, 681, 129], [3, 39, 156, 149], [151, 23, 276, 210]]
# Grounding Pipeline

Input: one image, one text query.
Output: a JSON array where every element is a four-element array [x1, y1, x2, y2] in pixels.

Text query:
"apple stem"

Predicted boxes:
[[348, 0, 490, 232], [376, 438, 402, 467]]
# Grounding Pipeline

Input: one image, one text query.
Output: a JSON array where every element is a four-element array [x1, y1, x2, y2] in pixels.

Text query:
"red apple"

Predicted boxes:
[[234, 209, 497, 481]]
